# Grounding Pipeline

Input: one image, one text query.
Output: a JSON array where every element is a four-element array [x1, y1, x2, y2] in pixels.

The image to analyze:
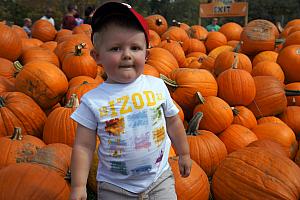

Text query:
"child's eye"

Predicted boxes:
[[131, 46, 142, 51], [110, 47, 120, 51]]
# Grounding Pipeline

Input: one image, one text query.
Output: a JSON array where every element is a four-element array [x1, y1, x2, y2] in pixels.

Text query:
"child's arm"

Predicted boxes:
[[70, 124, 97, 200], [166, 114, 192, 177]]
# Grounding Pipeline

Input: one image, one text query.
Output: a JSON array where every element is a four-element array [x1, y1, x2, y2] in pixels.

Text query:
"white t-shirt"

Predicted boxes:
[[41, 16, 55, 26], [71, 75, 179, 193]]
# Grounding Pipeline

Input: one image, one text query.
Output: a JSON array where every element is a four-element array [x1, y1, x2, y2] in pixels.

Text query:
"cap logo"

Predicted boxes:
[[121, 3, 131, 8]]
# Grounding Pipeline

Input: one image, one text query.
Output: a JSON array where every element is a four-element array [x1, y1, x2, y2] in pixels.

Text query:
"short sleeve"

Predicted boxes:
[[70, 100, 97, 130], [160, 80, 179, 117]]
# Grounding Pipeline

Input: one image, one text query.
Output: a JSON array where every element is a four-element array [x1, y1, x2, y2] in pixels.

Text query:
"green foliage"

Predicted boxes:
[[1, 0, 300, 29]]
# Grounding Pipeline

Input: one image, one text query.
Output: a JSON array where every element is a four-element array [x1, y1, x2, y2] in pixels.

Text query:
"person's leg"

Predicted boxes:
[[97, 181, 139, 200], [146, 168, 177, 200]]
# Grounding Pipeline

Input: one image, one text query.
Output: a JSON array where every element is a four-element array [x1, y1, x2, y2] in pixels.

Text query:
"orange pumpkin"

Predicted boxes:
[[0, 23, 22, 61], [186, 112, 227, 177], [145, 14, 168, 36], [0, 163, 70, 200], [279, 106, 300, 139], [219, 22, 243, 41], [212, 147, 300, 200], [62, 43, 97, 80], [15, 61, 68, 109], [149, 29, 161, 48], [21, 46, 60, 67], [161, 26, 189, 43], [163, 69, 218, 120], [252, 50, 278, 66], [0, 127, 45, 169], [217, 64, 256, 106], [0, 92, 46, 138], [193, 94, 233, 134], [247, 76, 287, 118], [205, 32, 227, 52], [169, 157, 210, 200], [28, 143, 72, 177], [43, 94, 79, 147], [31, 19, 57, 42], [143, 64, 160, 78], [276, 44, 300, 83], [232, 106, 257, 129], [251, 61, 285, 83], [218, 124, 258, 154], [146, 47, 179, 76], [247, 139, 288, 157], [240, 19, 277, 55], [251, 122, 298, 159]]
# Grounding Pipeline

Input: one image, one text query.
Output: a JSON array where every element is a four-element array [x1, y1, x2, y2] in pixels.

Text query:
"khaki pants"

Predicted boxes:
[[97, 167, 177, 200]]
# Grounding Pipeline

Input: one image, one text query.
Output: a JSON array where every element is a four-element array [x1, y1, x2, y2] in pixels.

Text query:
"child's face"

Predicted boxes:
[[93, 24, 147, 84]]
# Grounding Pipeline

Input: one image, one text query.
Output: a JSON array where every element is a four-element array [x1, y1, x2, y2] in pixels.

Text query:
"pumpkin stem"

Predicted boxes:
[[13, 61, 23, 72], [186, 112, 203, 136], [231, 107, 239, 116], [233, 41, 242, 53], [172, 19, 179, 27], [0, 97, 5, 107], [155, 19, 163, 26], [65, 94, 79, 108], [285, 89, 300, 96], [74, 43, 86, 56], [11, 127, 23, 140], [160, 74, 178, 88], [195, 91, 205, 104], [231, 52, 239, 69]]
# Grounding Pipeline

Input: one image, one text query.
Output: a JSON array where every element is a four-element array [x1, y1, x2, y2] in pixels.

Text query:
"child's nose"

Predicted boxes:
[[122, 49, 132, 60]]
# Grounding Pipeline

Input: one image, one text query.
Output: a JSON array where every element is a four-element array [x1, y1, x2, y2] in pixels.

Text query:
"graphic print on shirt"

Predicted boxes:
[[105, 117, 125, 136], [153, 126, 165, 147], [134, 131, 151, 150], [151, 106, 162, 126], [155, 149, 164, 167], [127, 110, 148, 129], [108, 138, 127, 158], [110, 161, 128, 175], [131, 165, 152, 175]]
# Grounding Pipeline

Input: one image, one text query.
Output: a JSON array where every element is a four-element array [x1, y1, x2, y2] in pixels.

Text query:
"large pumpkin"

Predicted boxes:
[[217, 65, 255, 106], [212, 147, 300, 200], [277, 44, 300, 83], [240, 19, 277, 55], [43, 94, 79, 147], [186, 112, 227, 177], [247, 76, 287, 118], [251, 122, 298, 159], [146, 47, 179, 76], [0, 92, 46, 138], [162, 68, 218, 120], [0, 23, 22, 61], [31, 19, 57, 42], [0, 163, 70, 200], [0, 127, 45, 169], [15, 61, 68, 109], [193, 94, 233, 134]]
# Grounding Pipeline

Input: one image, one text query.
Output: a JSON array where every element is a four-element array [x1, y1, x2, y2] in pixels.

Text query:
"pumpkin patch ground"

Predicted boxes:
[[1, 3, 300, 200]]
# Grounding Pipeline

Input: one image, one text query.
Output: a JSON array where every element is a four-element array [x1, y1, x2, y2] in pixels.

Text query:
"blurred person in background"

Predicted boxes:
[[62, 4, 77, 30], [41, 8, 55, 27], [206, 17, 220, 32], [83, 6, 95, 25], [23, 18, 32, 37]]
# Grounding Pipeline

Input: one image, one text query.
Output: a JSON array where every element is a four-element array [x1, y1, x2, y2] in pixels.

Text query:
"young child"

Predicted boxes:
[[69, 2, 192, 200]]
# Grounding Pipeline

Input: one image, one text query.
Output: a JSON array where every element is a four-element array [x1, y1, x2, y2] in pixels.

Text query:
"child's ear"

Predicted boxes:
[[90, 48, 100, 63]]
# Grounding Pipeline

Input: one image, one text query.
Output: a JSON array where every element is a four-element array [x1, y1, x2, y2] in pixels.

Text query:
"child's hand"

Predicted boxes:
[[69, 186, 87, 200], [178, 154, 192, 177]]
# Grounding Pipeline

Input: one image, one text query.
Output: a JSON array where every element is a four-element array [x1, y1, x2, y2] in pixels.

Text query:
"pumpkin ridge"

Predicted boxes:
[[229, 150, 298, 197], [220, 156, 292, 199]]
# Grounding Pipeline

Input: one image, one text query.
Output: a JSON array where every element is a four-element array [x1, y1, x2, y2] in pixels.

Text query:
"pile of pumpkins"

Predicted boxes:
[[0, 13, 300, 200]]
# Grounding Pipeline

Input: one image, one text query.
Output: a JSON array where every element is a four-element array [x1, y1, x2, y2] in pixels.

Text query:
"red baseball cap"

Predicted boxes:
[[91, 2, 149, 48]]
